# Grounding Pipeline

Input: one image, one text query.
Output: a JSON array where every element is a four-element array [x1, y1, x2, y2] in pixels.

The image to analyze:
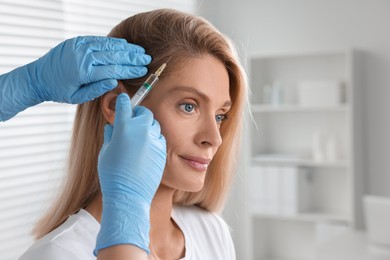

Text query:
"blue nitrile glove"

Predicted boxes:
[[0, 36, 151, 121], [95, 93, 166, 255]]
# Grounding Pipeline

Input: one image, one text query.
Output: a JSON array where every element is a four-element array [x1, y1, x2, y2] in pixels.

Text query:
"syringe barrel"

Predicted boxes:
[[143, 73, 159, 88], [130, 73, 159, 108]]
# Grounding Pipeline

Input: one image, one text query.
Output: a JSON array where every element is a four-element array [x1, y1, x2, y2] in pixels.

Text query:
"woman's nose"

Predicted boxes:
[[195, 115, 223, 148]]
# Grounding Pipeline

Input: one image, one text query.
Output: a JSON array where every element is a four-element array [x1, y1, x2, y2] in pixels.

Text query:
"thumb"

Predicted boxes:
[[103, 124, 113, 144], [114, 93, 133, 127]]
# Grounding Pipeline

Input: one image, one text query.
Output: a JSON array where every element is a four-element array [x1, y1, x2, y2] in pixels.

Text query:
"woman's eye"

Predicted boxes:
[[179, 103, 196, 113], [216, 114, 227, 123]]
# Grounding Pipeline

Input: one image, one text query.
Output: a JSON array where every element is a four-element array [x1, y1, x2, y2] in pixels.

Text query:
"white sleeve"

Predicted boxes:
[[214, 214, 236, 260], [19, 242, 81, 260]]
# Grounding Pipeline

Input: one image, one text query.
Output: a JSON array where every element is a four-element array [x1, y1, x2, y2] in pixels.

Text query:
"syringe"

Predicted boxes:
[[130, 63, 167, 109]]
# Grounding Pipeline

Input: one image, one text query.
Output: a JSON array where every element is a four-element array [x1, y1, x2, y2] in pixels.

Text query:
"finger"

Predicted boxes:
[[72, 36, 122, 50], [133, 106, 154, 125], [159, 134, 167, 152], [114, 93, 133, 127], [79, 37, 146, 53], [90, 65, 148, 81], [151, 118, 162, 137], [76, 36, 127, 44], [103, 124, 114, 143], [70, 79, 117, 104], [89, 51, 152, 66]]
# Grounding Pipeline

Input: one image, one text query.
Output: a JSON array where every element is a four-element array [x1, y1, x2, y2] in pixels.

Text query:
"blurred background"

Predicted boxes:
[[1, 1, 389, 259]]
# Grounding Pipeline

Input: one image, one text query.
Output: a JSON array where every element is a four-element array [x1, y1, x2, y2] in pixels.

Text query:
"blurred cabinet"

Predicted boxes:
[[247, 50, 364, 260]]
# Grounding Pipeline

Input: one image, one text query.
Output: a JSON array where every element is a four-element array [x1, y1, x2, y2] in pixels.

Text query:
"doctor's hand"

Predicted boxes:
[[95, 93, 166, 255], [0, 36, 151, 121]]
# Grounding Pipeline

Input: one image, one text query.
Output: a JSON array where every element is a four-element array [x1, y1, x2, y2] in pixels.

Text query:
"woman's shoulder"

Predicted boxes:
[[172, 204, 232, 239], [174, 204, 227, 221], [19, 209, 99, 260], [172, 205, 236, 259]]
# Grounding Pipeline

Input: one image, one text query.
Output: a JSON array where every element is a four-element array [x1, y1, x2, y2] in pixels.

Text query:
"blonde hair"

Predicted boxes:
[[33, 8, 247, 239]]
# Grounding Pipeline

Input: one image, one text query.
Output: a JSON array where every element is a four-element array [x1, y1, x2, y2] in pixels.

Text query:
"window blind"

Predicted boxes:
[[0, 1, 197, 259]]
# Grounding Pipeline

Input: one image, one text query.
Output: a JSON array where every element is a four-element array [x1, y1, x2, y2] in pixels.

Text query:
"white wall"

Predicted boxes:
[[200, 0, 390, 199], [199, 0, 390, 258]]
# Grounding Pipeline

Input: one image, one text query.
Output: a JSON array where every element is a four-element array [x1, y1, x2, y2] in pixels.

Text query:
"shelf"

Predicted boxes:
[[258, 258, 314, 260], [251, 104, 349, 113], [252, 211, 350, 224], [252, 155, 348, 168], [247, 49, 363, 260]]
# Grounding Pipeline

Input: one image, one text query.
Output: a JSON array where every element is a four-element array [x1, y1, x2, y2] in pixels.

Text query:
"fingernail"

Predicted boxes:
[[141, 67, 148, 74], [121, 92, 130, 99], [118, 93, 130, 105], [145, 54, 152, 63]]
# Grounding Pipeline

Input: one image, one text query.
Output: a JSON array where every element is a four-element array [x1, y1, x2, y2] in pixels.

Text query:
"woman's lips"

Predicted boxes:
[[180, 156, 211, 172]]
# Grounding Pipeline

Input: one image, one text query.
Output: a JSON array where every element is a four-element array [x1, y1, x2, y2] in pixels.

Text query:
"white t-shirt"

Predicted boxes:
[[19, 205, 236, 260]]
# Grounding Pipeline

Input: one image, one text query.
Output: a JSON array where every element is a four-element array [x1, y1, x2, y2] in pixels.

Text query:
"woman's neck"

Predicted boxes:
[[149, 185, 185, 259]]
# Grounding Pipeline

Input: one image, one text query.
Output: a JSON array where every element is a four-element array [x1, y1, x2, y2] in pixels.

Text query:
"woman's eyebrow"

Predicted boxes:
[[167, 86, 232, 108], [168, 86, 210, 102]]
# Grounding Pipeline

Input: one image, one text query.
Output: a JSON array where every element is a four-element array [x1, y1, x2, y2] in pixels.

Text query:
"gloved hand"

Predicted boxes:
[[0, 36, 151, 121], [95, 93, 166, 255]]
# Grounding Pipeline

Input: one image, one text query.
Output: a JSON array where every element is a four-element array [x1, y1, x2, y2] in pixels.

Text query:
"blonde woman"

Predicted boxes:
[[20, 8, 247, 260]]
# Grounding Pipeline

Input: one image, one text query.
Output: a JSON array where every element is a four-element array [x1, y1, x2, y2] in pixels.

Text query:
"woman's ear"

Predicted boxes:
[[101, 81, 127, 125]]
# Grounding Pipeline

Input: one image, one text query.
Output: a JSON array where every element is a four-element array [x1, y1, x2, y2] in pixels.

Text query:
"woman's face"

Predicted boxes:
[[142, 55, 231, 192]]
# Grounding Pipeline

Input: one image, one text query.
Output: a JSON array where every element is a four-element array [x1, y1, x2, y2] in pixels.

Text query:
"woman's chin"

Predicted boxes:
[[161, 179, 205, 193]]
